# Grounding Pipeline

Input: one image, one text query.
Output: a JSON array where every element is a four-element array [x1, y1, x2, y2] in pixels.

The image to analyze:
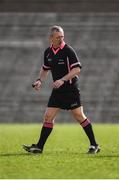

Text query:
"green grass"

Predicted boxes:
[[0, 123, 119, 179]]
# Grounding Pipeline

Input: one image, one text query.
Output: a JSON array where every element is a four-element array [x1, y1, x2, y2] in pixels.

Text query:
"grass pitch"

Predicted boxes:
[[0, 123, 119, 179]]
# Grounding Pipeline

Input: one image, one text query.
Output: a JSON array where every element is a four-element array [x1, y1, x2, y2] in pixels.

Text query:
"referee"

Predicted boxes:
[[23, 25, 100, 154]]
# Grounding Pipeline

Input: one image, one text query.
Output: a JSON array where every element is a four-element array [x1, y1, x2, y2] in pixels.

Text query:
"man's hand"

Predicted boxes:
[[32, 80, 42, 91], [52, 79, 64, 89]]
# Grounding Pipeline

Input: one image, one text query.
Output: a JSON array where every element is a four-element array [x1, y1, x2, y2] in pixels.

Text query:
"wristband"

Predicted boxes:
[[32, 78, 42, 88]]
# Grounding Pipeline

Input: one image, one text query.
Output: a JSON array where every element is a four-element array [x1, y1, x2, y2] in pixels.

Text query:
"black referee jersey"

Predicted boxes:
[[42, 42, 82, 93]]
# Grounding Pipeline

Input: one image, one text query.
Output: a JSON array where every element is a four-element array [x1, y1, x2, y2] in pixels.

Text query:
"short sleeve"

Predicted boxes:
[[42, 51, 51, 71], [67, 46, 82, 70]]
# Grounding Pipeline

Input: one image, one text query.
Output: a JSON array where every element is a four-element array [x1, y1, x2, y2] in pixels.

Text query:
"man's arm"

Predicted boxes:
[[53, 67, 80, 89], [33, 67, 49, 91], [38, 67, 49, 82], [61, 67, 80, 81]]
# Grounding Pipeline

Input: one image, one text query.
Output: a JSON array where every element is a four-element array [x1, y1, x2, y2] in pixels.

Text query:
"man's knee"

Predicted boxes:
[[44, 112, 54, 122], [71, 106, 87, 121], [43, 108, 59, 122], [73, 108, 84, 117], [75, 111, 84, 119]]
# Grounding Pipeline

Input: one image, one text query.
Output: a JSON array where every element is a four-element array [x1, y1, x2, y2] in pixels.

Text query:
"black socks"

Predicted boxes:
[[80, 119, 97, 146], [37, 119, 97, 151], [37, 122, 53, 150]]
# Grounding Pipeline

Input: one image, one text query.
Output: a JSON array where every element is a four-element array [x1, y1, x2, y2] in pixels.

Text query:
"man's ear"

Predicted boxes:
[[49, 36, 52, 44]]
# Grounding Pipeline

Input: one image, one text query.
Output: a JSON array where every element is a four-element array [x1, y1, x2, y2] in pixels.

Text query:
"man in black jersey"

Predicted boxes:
[[23, 26, 100, 154]]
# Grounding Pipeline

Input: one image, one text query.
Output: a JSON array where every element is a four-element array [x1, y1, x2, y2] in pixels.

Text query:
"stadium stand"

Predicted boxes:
[[0, 0, 119, 12], [0, 11, 119, 123]]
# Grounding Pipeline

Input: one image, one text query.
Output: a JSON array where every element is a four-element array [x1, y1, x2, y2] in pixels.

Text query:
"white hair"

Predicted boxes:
[[49, 25, 64, 36]]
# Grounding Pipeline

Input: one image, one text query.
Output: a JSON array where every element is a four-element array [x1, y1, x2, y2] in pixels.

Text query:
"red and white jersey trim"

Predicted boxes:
[[70, 62, 81, 68], [50, 41, 66, 55], [67, 57, 72, 84], [43, 65, 50, 69]]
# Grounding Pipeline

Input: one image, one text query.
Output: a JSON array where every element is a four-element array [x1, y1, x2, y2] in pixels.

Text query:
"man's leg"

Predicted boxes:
[[37, 107, 60, 151], [23, 107, 60, 153], [71, 106, 100, 153]]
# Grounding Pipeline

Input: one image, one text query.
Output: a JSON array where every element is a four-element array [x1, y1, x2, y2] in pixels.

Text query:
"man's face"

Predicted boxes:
[[50, 31, 64, 48]]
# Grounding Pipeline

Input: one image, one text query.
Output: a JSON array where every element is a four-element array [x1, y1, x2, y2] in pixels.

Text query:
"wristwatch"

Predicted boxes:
[[61, 78, 67, 83]]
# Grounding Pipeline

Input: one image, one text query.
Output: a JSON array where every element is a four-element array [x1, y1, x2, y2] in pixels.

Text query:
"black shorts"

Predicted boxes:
[[47, 89, 81, 110]]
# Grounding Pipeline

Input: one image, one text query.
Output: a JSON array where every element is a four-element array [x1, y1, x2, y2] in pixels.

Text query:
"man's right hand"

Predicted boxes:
[[32, 79, 42, 91]]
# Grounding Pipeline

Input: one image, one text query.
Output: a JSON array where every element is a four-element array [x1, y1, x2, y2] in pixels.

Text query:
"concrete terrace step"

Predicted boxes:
[[0, 12, 119, 123], [0, 13, 119, 40]]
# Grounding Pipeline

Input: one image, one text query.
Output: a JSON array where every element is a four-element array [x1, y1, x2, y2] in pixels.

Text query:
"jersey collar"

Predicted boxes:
[[60, 41, 66, 49], [51, 41, 65, 55]]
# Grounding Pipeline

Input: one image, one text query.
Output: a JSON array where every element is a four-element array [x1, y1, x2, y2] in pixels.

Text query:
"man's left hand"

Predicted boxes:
[[52, 79, 64, 89]]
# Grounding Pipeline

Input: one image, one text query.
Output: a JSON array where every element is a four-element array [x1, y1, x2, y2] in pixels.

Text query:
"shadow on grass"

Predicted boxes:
[[45, 151, 119, 158], [1, 151, 119, 158], [85, 154, 119, 158], [0, 152, 38, 157]]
